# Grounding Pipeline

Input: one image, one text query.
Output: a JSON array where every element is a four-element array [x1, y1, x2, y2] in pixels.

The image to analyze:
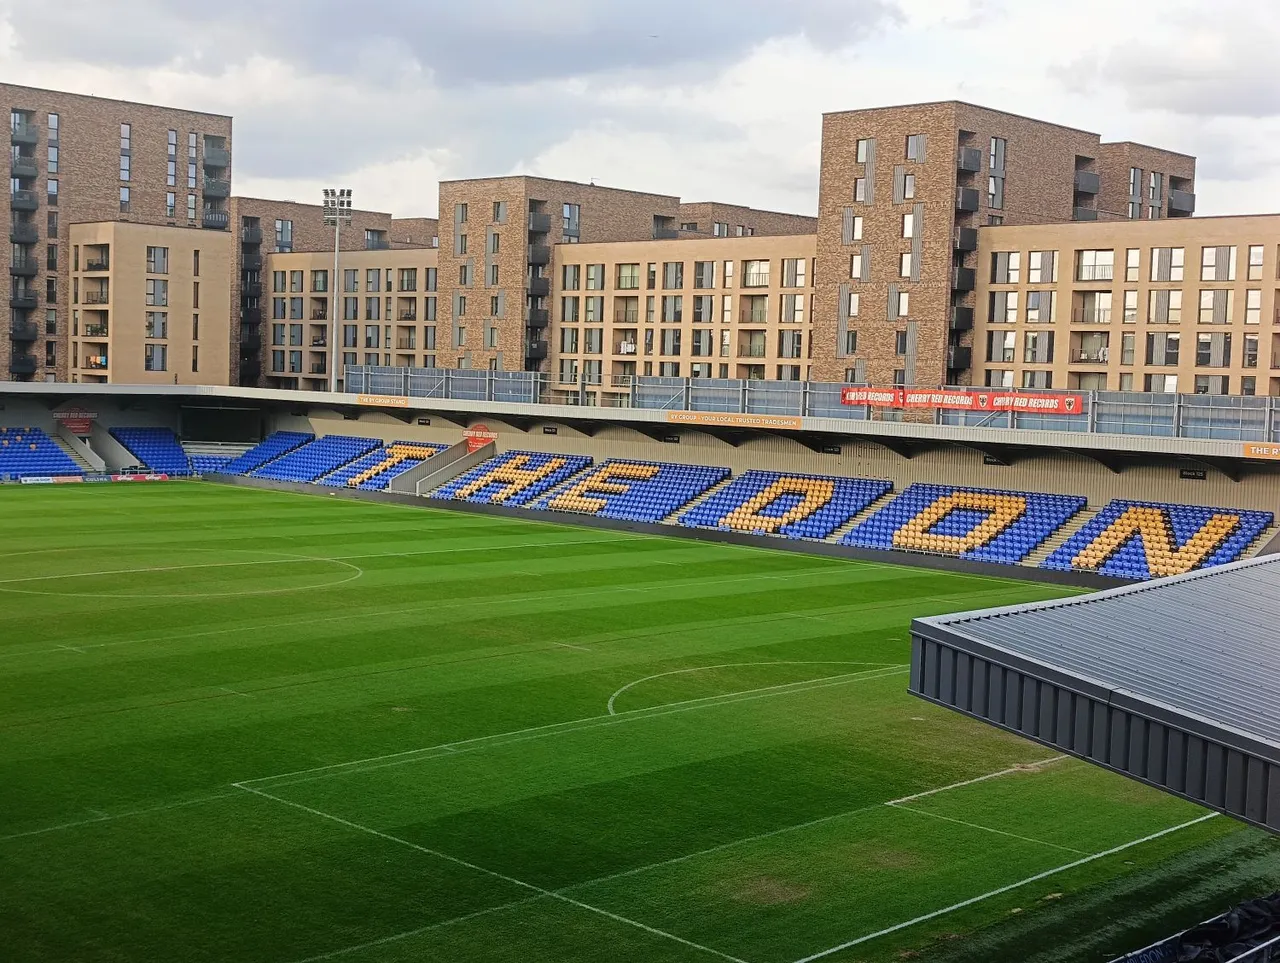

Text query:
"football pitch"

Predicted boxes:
[[2, 483, 1278, 963]]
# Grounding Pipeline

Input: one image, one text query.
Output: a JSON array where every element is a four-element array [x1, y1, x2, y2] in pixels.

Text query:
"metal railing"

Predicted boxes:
[[343, 364, 1280, 442]]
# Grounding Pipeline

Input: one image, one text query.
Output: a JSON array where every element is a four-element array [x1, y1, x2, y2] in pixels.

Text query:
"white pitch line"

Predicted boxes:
[[888, 803, 1089, 856], [242, 666, 909, 789], [0, 791, 238, 843], [884, 755, 1069, 805], [789, 813, 1220, 963], [551, 642, 593, 652], [236, 785, 750, 963]]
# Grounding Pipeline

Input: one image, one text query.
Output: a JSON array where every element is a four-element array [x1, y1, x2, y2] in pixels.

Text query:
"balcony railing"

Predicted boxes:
[[83, 324, 109, 337], [9, 256, 37, 277], [1169, 189, 1196, 214], [8, 353, 37, 375], [615, 342, 637, 355], [83, 290, 110, 305], [528, 276, 550, 297], [954, 227, 978, 252], [528, 244, 550, 265], [613, 312, 640, 325], [956, 187, 980, 211], [10, 156, 38, 180], [9, 290, 37, 309], [84, 357, 109, 370], [310, 310, 328, 321], [241, 225, 263, 244], [1071, 350, 1109, 364], [528, 211, 551, 234], [1076, 265, 1114, 282], [9, 222, 38, 245], [653, 227, 679, 240], [527, 307, 549, 328], [950, 306, 974, 331], [398, 310, 417, 321], [957, 147, 982, 173], [952, 267, 976, 291], [203, 145, 230, 168], [84, 258, 110, 272], [737, 345, 767, 358], [9, 321, 38, 342], [1073, 207, 1099, 222], [396, 340, 416, 350], [10, 189, 37, 211], [526, 340, 549, 360], [203, 178, 231, 199], [741, 273, 770, 288], [947, 345, 972, 370], [1072, 308, 1111, 324], [310, 363, 327, 374], [10, 122, 37, 146], [1073, 170, 1100, 194], [202, 210, 230, 230]]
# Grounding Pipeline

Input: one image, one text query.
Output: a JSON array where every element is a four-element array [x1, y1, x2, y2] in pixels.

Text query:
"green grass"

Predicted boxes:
[[0, 482, 1276, 963]]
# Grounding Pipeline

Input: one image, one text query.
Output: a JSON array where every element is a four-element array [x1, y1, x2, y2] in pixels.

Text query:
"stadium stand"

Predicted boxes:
[[431, 450, 593, 506], [190, 455, 233, 475], [843, 484, 1087, 565], [679, 470, 893, 540], [530, 459, 730, 522], [318, 441, 449, 490], [217, 431, 314, 475], [110, 427, 193, 475], [0, 426, 83, 479], [1043, 499, 1275, 579], [252, 435, 382, 483]]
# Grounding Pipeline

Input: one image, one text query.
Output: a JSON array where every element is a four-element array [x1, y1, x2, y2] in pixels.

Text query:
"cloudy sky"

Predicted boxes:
[[0, 0, 1273, 218]]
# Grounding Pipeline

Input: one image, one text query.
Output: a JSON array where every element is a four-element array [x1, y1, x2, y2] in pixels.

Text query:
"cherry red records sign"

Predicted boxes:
[[840, 387, 1085, 415]]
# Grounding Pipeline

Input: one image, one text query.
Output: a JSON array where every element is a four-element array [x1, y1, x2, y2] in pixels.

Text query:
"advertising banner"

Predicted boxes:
[[463, 424, 499, 453], [110, 473, 170, 482], [51, 407, 98, 435], [841, 387, 1085, 415], [1243, 443, 1280, 461], [357, 394, 410, 408], [664, 411, 804, 430]]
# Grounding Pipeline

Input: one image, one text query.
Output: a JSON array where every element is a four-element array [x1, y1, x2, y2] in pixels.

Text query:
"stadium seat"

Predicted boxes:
[[189, 455, 232, 475], [679, 470, 892, 540], [110, 427, 192, 475], [0, 426, 83, 480], [251, 435, 382, 483], [842, 484, 1086, 564], [1043, 500, 1275, 579], [431, 450, 593, 506], [218, 431, 314, 475], [529, 459, 730, 522], [318, 441, 449, 490]]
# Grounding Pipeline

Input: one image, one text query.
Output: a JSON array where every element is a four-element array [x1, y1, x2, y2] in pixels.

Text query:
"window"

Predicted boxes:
[[289, 271, 303, 293], [187, 194, 197, 220], [1129, 167, 1142, 197], [615, 264, 640, 289], [424, 296, 437, 321], [119, 153, 130, 182], [1027, 251, 1058, 283], [562, 202, 580, 235], [398, 268, 418, 291], [854, 178, 867, 202], [723, 260, 734, 288], [899, 252, 912, 278], [987, 331, 1016, 363], [844, 330, 858, 355], [1198, 289, 1234, 324], [457, 234, 468, 255], [781, 258, 806, 287], [192, 314, 199, 340], [1076, 249, 1114, 281], [1244, 334, 1259, 368], [713, 221, 729, 237], [187, 160, 197, 189], [1200, 245, 1237, 281], [1024, 330, 1054, 364], [145, 279, 168, 306], [661, 295, 683, 323], [1246, 289, 1262, 324], [1022, 370, 1052, 389], [145, 312, 168, 338], [582, 263, 603, 290], [47, 145, 57, 173], [902, 213, 915, 239], [1195, 332, 1231, 368], [562, 264, 581, 290], [847, 291, 860, 317], [987, 174, 1004, 209], [559, 327, 579, 354], [165, 192, 176, 217], [1128, 201, 1142, 220], [310, 270, 327, 293], [1242, 376, 1257, 396], [1148, 171, 1163, 203], [693, 261, 715, 289], [1123, 289, 1138, 323], [48, 113, 58, 141], [849, 215, 863, 241], [119, 186, 129, 213], [47, 210, 57, 236], [424, 268, 437, 292], [1125, 248, 1140, 282], [662, 261, 683, 289], [144, 343, 167, 372], [584, 295, 603, 322], [1145, 332, 1180, 366], [191, 345, 199, 372], [660, 329, 681, 355], [120, 123, 130, 150], [561, 296, 580, 323], [47, 178, 58, 206], [855, 138, 870, 163], [905, 134, 926, 161], [192, 282, 199, 309], [742, 260, 769, 287], [989, 291, 1019, 323], [895, 290, 909, 318], [989, 136, 1006, 170], [365, 297, 381, 321], [1025, 290, 1054, 323], [986, 369, 1014, 388], [1150, 246, 1185, 282], [274, 219, 293, 253], [991, 251, 1020, 284], [989, 215, 1004, 226], [272, 323, 287, 345], [46, 244, 56, 271], [483, 263, 497, 286], [1248, 245, 1264, 281]]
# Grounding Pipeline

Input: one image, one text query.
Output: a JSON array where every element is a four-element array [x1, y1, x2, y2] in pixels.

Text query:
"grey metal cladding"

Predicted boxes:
[[909, 555, 1280, 834]]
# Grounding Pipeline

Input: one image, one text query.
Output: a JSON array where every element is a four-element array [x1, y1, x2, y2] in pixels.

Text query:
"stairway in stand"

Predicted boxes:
[[51, 436, 94, 472]]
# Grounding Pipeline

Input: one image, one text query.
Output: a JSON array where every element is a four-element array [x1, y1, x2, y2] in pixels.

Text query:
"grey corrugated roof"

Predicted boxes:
[[919, 555, 1280, 755]]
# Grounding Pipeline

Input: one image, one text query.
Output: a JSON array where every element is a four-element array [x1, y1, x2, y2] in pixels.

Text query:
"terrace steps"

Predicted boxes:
[[660, 475, 738, 524], [1025, 507, 1099, 566], [822, 490, 898, 543], [52, 436, 94, 472]]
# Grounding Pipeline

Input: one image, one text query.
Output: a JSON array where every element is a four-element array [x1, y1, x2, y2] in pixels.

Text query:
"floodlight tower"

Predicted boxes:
[[322, 188, 353, 393]]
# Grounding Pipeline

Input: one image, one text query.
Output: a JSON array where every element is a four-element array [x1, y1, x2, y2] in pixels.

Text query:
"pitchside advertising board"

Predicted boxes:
[[840, 387, 1086, 415], [17, 474, 170, 484]]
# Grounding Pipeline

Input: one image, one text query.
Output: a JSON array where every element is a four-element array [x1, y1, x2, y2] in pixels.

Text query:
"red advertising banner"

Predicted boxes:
[[840, 387, 1085, 415], [51, 407, 98, 435], [463, 424, 499, 453]]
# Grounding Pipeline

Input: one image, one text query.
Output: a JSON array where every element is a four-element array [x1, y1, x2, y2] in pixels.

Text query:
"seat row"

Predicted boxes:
[[110, 427, 192, 476], [0, 426, 82, 479]]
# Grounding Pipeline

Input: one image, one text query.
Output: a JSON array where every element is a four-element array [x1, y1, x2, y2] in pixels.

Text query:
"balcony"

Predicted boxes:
[[9, 290, 37, 310], [9, 222, 38, 245], [957, 147, 982, 173], [396, 340, 415, 351], [951, 266, 976, 291], [1169, 189, 1196, 215], [956, 187, 980, 212], [653, 227, 679, 240], [614, 341, 638, 355], [204, 145, 230, 168], [527, 244, 550, 265], [84, 356, 109, 370], [8, 354, 36, 375], [240, 334, 261, 353], [242, 281, 262, 299], [241, 224, 263, 244], [83, 258, 110, 272], [9, 321, 38, 342], [528, 276, 550, 297], [527, 307, 549, 329], [1073, 207, 1099, 222], [310, 362, 327, 375], [737, 345, 767, 359], [202, 210, 230, 230], [365, 236, 390, 251], [1070, 350, 1109, 364], [10, 189, 37, 212], [397, 309, 417, 322], [947, 345, 972, 370], [526, 340, 548, 360], [203, 178, 231, 199], [10, 122, 37, 146], [310, 336, 328, 347], [1073, 170, 1100, 194], [9, 256, 37, 277], [950, 305, 974, 331], [1071, 308, 1111, 324], [310, 309, 328, 321], [10, 156, 37, 180], [528, 211, 551, 234], [953, 227, 978, 252], [83, 323, 109, 337], [242, 254, 262, 272], [83, 290, 110, 305], [241, 305, 262, 324]]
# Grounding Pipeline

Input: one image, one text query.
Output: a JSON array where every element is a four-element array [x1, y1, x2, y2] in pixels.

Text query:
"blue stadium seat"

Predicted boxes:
[[318, 441, 449, 490], [0, 426, 83, 480], [252, 435, 382, 483], [529, 459, 729, 522], [842, 484, 1086, 564], [110, 427, 192, 475], [219, 432, 315, 475], [190, 455, 232, 475], [1043, 500, 1275, 579], [679, 470, 892, 540], [431, 450, 593, 506]]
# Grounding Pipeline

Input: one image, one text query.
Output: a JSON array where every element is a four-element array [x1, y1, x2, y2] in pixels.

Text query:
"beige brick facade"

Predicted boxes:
[[2, 83, 232, 384], [973, 215, 1280, 395]]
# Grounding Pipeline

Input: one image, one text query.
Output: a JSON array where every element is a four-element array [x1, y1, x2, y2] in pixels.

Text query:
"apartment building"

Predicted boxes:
[[68, 221, 232, 384], [547, 235, 817, 403], [811, 101, 1195, 389], [675, 202, 817, 239], [262, 247, 439, 390], [973, 215, 1280, 396], [3, 83, 232, 383]]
